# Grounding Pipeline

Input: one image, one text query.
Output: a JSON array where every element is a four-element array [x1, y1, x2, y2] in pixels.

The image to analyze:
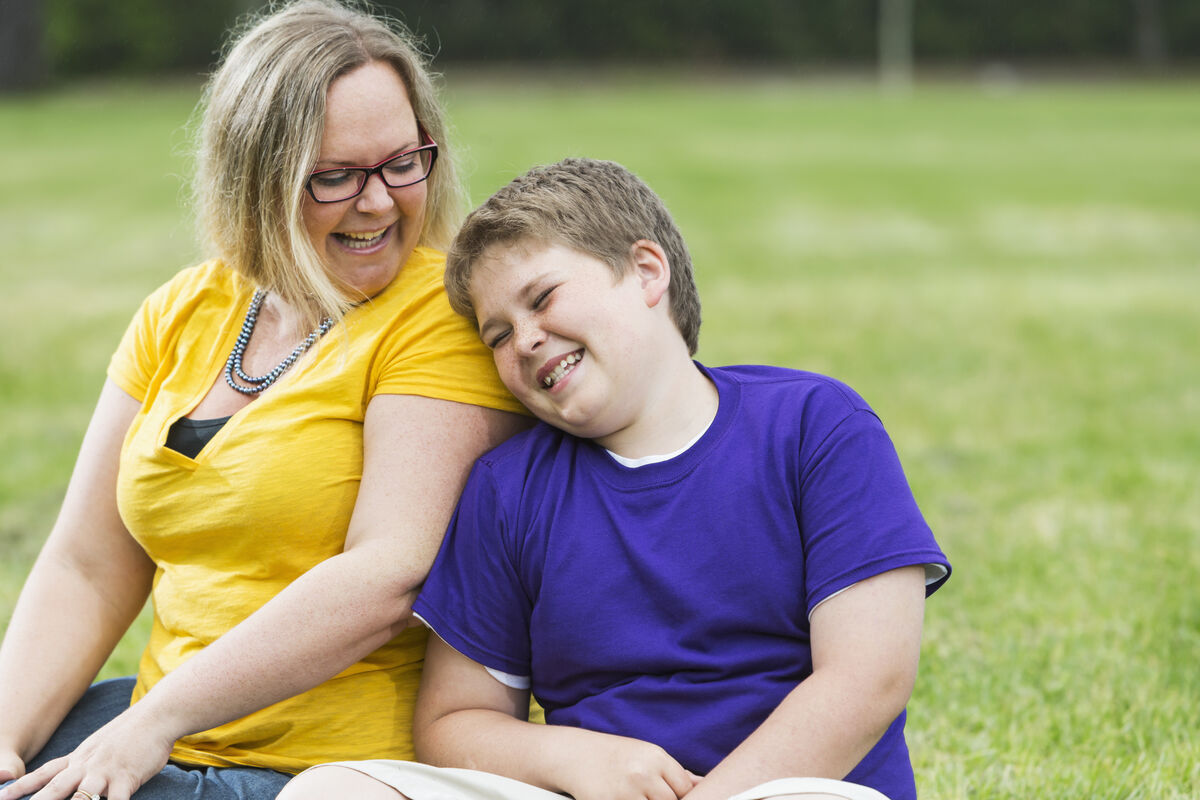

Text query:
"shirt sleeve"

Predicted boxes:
[[106, 279, 175, 402], [369, 264, 527, 415], [797, 407, 950, 616], [413, 459, 534, 676]]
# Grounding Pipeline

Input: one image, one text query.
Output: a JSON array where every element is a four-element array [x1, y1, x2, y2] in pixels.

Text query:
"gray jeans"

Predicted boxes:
[[0, 678, 291, 799]]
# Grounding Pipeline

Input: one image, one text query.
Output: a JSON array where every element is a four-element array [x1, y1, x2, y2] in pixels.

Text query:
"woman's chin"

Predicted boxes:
[[329, 250, 408, 299]]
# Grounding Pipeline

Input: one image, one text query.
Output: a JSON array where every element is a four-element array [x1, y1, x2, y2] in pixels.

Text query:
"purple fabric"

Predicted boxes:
[[415, 364, 949, 800]]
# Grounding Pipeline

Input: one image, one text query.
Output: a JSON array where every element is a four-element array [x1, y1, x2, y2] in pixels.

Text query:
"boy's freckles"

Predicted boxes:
[[467, 242, 653, 443]]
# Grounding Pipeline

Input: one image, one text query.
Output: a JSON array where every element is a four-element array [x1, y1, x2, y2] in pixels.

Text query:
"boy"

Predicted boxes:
[[280, 159, 950, 800]]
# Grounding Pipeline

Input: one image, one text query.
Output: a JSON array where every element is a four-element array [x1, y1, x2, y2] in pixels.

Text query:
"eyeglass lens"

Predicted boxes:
[[309, 147, 436, 202]]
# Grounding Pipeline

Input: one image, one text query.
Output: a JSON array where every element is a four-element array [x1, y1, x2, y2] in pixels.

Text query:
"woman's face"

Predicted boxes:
[[302, 60, 428, 299]]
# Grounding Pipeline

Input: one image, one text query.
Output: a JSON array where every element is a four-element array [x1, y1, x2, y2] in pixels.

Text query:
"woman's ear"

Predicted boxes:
[[630, 239, 671, 308]]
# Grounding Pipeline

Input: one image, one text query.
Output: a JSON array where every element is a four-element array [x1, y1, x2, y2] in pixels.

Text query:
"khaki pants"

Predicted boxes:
[[299, 760, 891, 800]]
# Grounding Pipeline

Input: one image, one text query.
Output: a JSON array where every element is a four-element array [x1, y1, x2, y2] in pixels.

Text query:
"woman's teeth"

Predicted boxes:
[[336, 228, 387, 249], [543, 352, 582, 388]]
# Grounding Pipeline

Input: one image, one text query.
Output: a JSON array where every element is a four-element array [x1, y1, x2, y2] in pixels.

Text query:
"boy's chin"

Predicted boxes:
[[529, 408, 605, 440]]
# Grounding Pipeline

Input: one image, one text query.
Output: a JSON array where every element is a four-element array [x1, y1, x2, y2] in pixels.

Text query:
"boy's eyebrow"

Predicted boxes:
[[475, 270, 556, 336]]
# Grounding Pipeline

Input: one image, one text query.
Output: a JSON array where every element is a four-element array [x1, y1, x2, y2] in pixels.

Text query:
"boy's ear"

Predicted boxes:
[[630, 239, 670, 309]]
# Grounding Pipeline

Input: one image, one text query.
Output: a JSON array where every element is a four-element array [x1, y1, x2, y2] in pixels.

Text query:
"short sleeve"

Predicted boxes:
[[368, 254, 527, 415], [798, 408, 949, 615], [413, 460, 534, 675], [106, 280, 174, 402]]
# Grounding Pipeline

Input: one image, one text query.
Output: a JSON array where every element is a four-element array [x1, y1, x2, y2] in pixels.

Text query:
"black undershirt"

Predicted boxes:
[[164, 416, 231, 459]]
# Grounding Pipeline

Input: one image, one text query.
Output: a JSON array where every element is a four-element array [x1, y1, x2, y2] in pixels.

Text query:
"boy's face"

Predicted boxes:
[[471, 241, 660, 443]]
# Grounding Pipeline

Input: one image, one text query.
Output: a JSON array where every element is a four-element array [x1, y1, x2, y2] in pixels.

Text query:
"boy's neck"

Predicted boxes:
[[596, 354, 719, 461]]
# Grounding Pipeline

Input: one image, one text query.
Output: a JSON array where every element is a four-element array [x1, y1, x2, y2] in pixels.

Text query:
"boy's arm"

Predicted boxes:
[[682, 565, 927, 800], [414, 634, 699, 800]]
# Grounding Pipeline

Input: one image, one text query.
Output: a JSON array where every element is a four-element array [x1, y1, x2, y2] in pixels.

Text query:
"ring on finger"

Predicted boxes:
[[72, 791, 101, 800]]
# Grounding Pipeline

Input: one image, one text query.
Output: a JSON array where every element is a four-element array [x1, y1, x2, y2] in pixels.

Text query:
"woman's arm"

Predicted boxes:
[[0, 394, 528, 800], [0, 380, 154, 780], [415, 636, 698, 800], [682, 565, 927, 800]]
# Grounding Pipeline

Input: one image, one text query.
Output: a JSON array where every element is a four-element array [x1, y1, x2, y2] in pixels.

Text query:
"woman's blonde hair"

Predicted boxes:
[[195, 0, 465, 329]]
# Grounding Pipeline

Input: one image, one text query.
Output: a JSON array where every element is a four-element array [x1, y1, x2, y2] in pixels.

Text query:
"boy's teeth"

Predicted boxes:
[[543, 352, 582, 388]]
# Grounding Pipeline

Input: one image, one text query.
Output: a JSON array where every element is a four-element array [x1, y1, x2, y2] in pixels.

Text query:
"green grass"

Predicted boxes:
[[2, 73, 1198, 798]]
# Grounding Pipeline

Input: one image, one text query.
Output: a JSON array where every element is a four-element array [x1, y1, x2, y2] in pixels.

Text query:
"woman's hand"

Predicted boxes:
[[558, 735, 699, 800], [0, 707, 174, 800], [0, 748, 25, 784], [0, 383, 154, 798]]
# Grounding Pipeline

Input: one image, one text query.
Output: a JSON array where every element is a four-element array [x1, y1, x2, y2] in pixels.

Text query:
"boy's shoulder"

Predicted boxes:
[[708, 363, 875, 420], [474, 363, 880, 478], [481, 418, 567, 453], [473, 419, 579, 479]]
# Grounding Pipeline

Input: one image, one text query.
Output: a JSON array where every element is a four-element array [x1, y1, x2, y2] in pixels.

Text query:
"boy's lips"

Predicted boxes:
[[538, 349, 584, 389]]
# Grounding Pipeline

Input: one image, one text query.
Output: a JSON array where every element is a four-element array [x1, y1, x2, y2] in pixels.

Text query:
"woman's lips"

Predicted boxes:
[[333, 224, 392, 251]]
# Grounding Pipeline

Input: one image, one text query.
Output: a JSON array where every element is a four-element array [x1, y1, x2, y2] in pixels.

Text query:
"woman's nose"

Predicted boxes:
[[354, 172, 394, 213]]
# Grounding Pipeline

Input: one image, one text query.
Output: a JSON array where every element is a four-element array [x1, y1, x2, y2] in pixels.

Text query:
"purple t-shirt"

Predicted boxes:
[[415, 364, 950, 800]]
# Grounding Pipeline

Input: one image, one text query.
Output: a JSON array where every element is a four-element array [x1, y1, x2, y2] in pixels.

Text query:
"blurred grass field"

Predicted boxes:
[[1, 73, 1198, 798]]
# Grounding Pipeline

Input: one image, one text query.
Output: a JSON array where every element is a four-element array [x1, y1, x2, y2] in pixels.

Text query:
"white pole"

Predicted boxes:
[[879, 0, 914, 93]]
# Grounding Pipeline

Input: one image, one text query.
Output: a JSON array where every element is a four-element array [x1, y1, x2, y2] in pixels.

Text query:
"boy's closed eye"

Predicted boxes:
[[486, 328, 511, 349], [531, 286, 555, 309], [482, 286, 557, 349]]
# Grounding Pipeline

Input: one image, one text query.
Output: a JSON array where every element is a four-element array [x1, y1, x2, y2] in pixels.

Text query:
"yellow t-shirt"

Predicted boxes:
[[106, 249, 525, 774]]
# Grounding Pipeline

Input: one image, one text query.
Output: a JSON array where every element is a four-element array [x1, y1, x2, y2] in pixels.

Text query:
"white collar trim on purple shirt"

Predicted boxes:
[[605, 419, 713, 468]]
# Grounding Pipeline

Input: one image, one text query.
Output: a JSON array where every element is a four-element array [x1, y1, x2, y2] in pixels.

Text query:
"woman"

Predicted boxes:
[[0, 2, 527, 799]]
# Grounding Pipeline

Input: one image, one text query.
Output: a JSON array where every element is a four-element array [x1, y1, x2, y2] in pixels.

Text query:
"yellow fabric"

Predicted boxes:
[[107, 248, 525, 774]]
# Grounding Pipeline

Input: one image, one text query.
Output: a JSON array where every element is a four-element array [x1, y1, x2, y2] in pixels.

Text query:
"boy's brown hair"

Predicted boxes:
[[446, 158, 701, 354]]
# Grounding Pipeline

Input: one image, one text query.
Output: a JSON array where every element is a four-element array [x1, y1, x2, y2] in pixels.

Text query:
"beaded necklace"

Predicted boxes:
[[224, 289, 334, 396]]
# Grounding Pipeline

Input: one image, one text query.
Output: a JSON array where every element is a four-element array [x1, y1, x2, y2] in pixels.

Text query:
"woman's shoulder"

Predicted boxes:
[[382, 246, 447, 295], [363, 246, 473, 340], [123, 260, 248, 341], [143, 259, 244, 309], [357, 247, 454, 324]]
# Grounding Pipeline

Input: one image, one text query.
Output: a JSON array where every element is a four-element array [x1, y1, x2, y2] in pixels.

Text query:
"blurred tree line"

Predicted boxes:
[[1, 0, 1195, 90]]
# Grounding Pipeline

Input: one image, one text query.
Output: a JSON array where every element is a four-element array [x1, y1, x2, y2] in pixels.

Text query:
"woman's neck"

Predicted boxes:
[[259, 291, 310, 340]]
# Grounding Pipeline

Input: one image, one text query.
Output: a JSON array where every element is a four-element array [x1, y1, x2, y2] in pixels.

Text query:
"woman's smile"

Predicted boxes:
[[333, 225, 392, 250], [302, 61, 428, 299]]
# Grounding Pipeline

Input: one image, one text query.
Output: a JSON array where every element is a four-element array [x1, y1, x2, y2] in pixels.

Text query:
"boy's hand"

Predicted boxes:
[[560, 734, 699, 800]]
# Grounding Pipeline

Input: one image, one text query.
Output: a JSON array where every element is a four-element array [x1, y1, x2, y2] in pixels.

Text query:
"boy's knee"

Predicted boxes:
[[278, 766, 407, 800]]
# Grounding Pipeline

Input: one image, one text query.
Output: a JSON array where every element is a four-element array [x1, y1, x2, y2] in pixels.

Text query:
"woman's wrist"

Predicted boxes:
[[121, 682, 194, 749]]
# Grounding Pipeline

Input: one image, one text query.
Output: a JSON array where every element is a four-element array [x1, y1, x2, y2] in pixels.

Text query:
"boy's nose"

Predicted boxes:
[[513, 321, 545, 354]]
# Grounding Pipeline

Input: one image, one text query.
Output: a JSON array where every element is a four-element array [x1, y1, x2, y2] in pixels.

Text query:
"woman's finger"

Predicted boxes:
[[0, 751, 25, 784], [103, 777, 136, 800], [103, 782, 135, 800], [29, 764, 84, 800], [71, 782, 106, 800], [0, 756, 64, 800]]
